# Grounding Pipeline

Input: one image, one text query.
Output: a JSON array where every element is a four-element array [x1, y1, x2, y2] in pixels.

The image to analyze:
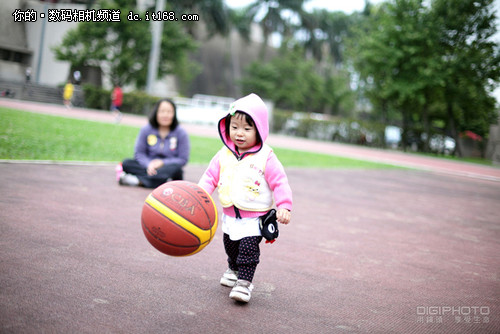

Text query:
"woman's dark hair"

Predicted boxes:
[[149, 98, 178, 130], [224, 111, 261, 144]]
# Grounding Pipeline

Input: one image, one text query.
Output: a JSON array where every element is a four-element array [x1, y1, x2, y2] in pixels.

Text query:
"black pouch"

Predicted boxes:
[[260, 209, 279, 244]]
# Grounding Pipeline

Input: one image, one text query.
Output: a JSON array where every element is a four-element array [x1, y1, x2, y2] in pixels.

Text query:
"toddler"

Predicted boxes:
[[198, 93, 292, 303]]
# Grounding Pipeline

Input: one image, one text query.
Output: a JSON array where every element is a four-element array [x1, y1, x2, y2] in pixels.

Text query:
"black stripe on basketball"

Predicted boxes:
[[152, 181, 215, 229], [165, 182, 214, 228], [143, 200, 200, 246]]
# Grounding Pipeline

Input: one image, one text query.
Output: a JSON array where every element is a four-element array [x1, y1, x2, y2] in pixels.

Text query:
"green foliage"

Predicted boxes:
[[300, 9, 354, 64], [430, 0, 500, 154], [82, 84, 160, 115], [239, 0, 306, 57], [272, 109, 387, 146], [271, 45, 322, 111], [271, 108, 294, 133], [240, 43, 355, 115], [49, 0, 500, 158], [169, 0, 230, 37], [82, 84, 111, 110], [121, 90, 162, 115], [52, 0, 197, 89], [348, 0, 499, 155]]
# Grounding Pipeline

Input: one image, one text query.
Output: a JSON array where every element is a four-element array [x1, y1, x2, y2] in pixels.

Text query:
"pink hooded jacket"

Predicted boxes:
[[198, 93, 293, 218]]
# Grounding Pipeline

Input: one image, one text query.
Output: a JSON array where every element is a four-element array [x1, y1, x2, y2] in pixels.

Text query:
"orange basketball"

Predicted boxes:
[[141, 181, 218, 256]]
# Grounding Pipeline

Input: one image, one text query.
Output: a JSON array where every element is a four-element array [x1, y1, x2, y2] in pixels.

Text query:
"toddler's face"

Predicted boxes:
[[229, 113, 257, 154]]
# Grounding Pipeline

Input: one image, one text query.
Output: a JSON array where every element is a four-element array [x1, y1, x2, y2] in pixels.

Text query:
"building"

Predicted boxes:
[[1, 0, 87, 86], [0, 0, 275, 100]]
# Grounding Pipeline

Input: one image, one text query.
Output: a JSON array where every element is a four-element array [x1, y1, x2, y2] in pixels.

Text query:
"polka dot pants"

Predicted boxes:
[[223, 233, 262, 282]]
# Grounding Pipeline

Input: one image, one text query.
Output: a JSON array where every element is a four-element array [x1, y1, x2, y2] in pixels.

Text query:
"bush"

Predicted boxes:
[[82, 84, 110, 110], [121, 90, 160, 115], [272, 109, 387, 147], [271, 108, 294, 133], [81, 84, 162, 115]]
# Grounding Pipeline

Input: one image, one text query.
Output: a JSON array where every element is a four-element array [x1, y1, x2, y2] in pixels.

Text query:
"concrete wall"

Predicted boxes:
[[0, 60, 27, 82], [0, 1, 83, 86], [0, 0, 31, 82], [23, 0, 83, 86], [1, 1, 274, 98]]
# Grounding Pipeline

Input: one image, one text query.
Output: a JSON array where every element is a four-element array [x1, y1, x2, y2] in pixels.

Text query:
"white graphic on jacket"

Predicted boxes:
[[244, 179, 261, 201], [218, 145, 274, 212]]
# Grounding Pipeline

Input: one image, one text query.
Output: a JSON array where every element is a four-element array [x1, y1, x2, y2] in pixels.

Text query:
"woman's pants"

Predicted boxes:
[[122, 158, 183, 188]]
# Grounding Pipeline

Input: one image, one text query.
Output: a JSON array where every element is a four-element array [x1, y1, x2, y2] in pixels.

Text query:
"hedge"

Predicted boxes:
[[81, 85, 388, 148], [82, 84, 161, 115], [272, 109, 387, 147]]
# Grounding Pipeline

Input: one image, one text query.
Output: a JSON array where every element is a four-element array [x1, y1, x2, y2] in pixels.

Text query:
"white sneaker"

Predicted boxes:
[[220, 269, 238, 287], [229, 279, 254, 303], [119, 173, 140, 186]]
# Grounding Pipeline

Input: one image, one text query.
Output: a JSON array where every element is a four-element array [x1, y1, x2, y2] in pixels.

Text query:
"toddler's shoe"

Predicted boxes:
[[220, 269, 238, 287], [229, 279, 254, 303]]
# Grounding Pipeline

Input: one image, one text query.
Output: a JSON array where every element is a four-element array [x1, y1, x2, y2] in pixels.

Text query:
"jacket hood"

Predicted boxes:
[[218, 93, 269, 155]]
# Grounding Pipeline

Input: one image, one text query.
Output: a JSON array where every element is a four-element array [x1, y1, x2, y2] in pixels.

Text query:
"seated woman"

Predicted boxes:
[[119, 98, 190, 188]]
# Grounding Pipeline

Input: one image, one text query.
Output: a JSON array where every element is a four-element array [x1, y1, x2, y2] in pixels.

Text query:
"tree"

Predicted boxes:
[[169, 0, 230, 37], [321, 65, 356, 116], [53, 0, 196, 89], [349, 0, 499, 154], [299, 9, 354, 65], [349, 0, 434, 150], [430, 0, 500, 156], [240, 44, 322, 111], [240, 42, 355, 114], [239, 0, 306, 58]]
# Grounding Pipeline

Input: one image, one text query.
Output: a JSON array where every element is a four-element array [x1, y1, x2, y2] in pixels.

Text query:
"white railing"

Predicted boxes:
[[174, 94, 274, 126], [174, 94, 232, 125]]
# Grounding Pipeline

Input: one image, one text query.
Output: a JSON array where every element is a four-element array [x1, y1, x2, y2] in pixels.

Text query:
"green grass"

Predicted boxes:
[[273, 147, 391, 168], [1, 107, 138, 162], [0, 107, 397, 169], [412, 151, 494, 166]]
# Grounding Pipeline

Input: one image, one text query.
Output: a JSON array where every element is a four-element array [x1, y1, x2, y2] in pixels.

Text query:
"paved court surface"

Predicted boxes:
[[1, 99, 499, 333], [1, 163, 499, 334]]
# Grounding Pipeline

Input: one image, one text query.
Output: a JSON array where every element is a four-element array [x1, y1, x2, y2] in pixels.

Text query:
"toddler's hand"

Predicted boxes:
[[276, 209, 291, 225]]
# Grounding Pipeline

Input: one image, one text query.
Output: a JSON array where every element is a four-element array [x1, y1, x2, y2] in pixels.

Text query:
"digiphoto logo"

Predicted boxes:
[[416, 306, 491, 325]]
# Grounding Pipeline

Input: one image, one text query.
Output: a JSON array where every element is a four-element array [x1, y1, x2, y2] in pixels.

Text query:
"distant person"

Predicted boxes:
[[63, 81, 74, 108], [25, 67, 32, 83], [110, 85, 123, 123], [118, 98, 190, 188], [73, 70, 81, 85], [1, 89, 14, 98]]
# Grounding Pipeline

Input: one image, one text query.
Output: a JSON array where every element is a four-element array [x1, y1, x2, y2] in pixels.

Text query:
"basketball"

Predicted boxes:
[[141, 181, 218, 256]]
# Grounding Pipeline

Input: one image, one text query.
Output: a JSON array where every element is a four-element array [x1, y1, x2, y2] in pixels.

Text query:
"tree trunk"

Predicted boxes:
[[402, 107, 409, 152], [380, 99, 388, 149], [422, 100, 430, 152], [228, 31, 242, 97], [447, 101, 462, 157]]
